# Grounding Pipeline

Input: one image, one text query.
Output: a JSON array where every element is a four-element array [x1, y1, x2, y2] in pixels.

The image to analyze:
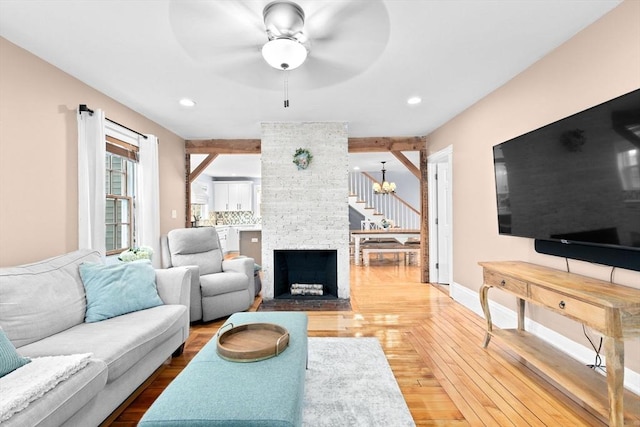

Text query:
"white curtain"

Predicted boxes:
[[77, 109, 106, 256], [136, 135, 161, 267]]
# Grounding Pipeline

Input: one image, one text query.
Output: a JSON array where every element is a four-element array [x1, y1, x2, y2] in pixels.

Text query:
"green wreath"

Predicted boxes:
[[293, 148, 313, 170]]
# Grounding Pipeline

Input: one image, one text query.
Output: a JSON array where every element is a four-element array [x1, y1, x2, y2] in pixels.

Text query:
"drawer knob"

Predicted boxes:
[[500, 280, 506, 286], [558, 301, 566, 309]]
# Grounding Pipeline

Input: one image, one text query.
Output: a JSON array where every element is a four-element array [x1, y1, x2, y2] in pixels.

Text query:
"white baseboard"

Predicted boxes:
[[450, 282, 640, 395]]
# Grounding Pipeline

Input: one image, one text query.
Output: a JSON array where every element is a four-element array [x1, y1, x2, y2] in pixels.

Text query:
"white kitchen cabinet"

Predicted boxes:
[[226, 227, 240, 253], [215, 226, 229, 253], [230, 183, 252, 211], [212, 183, 229, 212], [213, 182, 253, 212]]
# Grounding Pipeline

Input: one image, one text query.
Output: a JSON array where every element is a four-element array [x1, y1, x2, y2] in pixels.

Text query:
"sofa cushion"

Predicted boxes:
[[0, 328, 30, 378], [17, 305, 187, 383], [0, 250, 100, 347], [168, 228, 223, 275], [200, 272, 249, 297], [79, 260, 164, 323]]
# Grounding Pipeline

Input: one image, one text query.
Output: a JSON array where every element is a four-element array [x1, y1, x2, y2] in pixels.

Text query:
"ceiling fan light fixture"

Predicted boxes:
[[262, 37, 308, 70], [263, 1, 305, 38]]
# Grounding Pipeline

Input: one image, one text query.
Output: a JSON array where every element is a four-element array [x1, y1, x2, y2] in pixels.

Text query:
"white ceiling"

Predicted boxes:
[[0, 0, 621, 178]]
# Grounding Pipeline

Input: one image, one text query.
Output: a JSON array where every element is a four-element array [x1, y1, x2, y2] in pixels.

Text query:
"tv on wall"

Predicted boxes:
[[492, 88, 640, 271]]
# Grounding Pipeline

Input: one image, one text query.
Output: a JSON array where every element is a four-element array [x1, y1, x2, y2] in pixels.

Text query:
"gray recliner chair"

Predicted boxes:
[[160, 227, 255, 322]]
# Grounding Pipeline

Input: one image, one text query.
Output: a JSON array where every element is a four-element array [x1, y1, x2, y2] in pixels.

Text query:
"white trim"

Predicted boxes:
[[450, 282, 640, 395], [105, 120, 139, 146], [428, 145, 453, 162], [427, 163, 438, 281], [427, 145, 453, 284]]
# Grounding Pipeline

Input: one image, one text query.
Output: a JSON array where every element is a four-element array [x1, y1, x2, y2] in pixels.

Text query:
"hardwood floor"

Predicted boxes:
[[111, 256, 607, 426]]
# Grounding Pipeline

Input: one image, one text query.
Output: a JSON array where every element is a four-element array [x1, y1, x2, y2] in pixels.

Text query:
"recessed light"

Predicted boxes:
[[179, 98, 196, 107], [407, 96, 422, 105], [353, 166, 360, 171]]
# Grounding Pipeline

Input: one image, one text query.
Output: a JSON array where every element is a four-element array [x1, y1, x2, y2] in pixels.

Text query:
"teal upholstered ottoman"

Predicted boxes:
[[138, 311, 308, 427]]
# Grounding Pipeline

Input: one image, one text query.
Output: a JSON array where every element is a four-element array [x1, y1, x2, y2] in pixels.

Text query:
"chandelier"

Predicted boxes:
[[373, 161, 396, 194]]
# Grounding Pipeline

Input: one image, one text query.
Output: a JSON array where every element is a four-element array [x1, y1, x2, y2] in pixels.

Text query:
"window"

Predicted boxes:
[[618, 148, 640, 191], [105, 135, 138, 255]]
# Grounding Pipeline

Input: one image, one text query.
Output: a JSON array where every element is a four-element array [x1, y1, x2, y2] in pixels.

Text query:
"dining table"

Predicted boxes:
[[351, 229, 421, 265]]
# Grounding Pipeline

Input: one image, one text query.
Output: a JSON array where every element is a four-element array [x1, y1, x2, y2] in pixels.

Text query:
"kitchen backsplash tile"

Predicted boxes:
[[210, 211, 260, 225]]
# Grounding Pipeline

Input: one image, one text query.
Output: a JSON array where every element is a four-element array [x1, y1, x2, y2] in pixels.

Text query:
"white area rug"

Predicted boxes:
[[303, 337, 415, 427], [0, 353, 93, 422]]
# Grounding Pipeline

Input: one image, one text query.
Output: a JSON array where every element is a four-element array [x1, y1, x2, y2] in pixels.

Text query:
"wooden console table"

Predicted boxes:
[[479, 261, 640, 426]]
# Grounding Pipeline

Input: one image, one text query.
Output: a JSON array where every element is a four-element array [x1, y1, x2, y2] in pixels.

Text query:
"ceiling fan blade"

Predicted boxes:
[[298, 0, 390, 88], [304, 0, 388, 43], [169, 0, 266, 63], [293, 56, 360, 89]]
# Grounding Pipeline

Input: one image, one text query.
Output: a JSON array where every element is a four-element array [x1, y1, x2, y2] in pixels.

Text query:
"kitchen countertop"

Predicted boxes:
[[215, 224, 261, 231]]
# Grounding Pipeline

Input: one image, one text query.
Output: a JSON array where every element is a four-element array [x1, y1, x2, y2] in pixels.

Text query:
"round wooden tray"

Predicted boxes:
[[216, 322, 290, 362]]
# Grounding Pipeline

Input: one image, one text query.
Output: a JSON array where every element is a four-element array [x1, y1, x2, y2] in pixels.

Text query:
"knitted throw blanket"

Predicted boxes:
[[0, 353, 93, 422]]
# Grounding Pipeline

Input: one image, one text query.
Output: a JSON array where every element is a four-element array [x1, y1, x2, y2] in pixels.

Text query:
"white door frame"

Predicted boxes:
[[428, 146, 453, 284]]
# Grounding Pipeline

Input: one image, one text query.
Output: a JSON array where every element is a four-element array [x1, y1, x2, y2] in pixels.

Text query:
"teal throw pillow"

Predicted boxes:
[[79, 260, 164, 323], [0, 328, 30, 377]]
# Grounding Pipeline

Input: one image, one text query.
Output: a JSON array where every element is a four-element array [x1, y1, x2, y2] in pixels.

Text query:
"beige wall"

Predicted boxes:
[[427, 0, 640, 373], [0, 37, 186, 267]]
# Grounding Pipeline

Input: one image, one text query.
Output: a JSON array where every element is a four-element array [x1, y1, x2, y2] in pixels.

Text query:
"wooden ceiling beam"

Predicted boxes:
[[185, 136, 426, 154], [186, 139, 261, 155], [348, 136, 426, 153], [391, 151, 421, 179], [189, 153, 218, 183]]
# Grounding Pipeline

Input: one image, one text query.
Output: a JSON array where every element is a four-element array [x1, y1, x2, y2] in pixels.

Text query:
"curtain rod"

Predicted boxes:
[[79, 104, 148, 140]]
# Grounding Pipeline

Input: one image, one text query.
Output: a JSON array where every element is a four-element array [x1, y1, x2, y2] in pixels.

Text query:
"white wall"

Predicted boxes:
[[0, 37, 186, 266], [427, 0, 640, 375]]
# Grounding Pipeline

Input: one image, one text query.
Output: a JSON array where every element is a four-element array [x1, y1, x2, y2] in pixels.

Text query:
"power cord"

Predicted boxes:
[[582, 324, 606, 373], [565, 259, 613, 373]]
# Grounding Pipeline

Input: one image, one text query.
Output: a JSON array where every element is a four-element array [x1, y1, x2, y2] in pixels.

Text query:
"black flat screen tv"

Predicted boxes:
[[492, 88, 640, 271]]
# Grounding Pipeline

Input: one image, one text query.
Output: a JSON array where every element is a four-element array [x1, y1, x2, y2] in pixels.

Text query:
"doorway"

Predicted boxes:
[[428, 146, 453, 284]]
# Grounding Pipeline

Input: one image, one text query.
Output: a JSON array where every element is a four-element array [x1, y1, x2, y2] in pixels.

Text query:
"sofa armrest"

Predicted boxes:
[[181, 265, 203, 322], [160, 235, 172, 268], [160, 265, 202, 323], [155, 267, 191, 307], [222, 257, 255, 298]]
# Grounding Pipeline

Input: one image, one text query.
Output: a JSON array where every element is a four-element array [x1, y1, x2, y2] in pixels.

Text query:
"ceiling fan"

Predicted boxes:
[[168, 0, 390, 90]]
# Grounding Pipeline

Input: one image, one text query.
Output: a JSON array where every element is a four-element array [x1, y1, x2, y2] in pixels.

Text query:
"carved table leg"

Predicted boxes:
[[517, 298, 525, 331], [604, 336, 625, 427], [479, 284, 493, 348]]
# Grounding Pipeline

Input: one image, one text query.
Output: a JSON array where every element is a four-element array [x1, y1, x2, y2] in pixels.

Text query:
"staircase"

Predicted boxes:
[[349, 171, 420, 229]]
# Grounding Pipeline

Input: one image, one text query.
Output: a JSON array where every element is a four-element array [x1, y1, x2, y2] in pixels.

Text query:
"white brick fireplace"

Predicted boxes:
[[261, 122, 350, 300]]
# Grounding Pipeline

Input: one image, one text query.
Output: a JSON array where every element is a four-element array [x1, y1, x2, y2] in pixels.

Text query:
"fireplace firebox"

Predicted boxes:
[[273, 250, 338, 299]]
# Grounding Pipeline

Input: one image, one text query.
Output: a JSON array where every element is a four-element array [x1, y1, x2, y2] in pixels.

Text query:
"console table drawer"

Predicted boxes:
[[483, 270, 528, 296], [530, 286, 606, 331]]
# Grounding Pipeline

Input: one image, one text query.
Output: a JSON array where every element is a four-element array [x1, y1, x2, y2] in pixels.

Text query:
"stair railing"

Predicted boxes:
[[349, 171, 420, 229]]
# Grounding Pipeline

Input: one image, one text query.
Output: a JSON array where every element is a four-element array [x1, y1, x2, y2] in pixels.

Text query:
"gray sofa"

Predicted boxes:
[[161, 227, 255, 322], [0, 249, 191, 427]]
